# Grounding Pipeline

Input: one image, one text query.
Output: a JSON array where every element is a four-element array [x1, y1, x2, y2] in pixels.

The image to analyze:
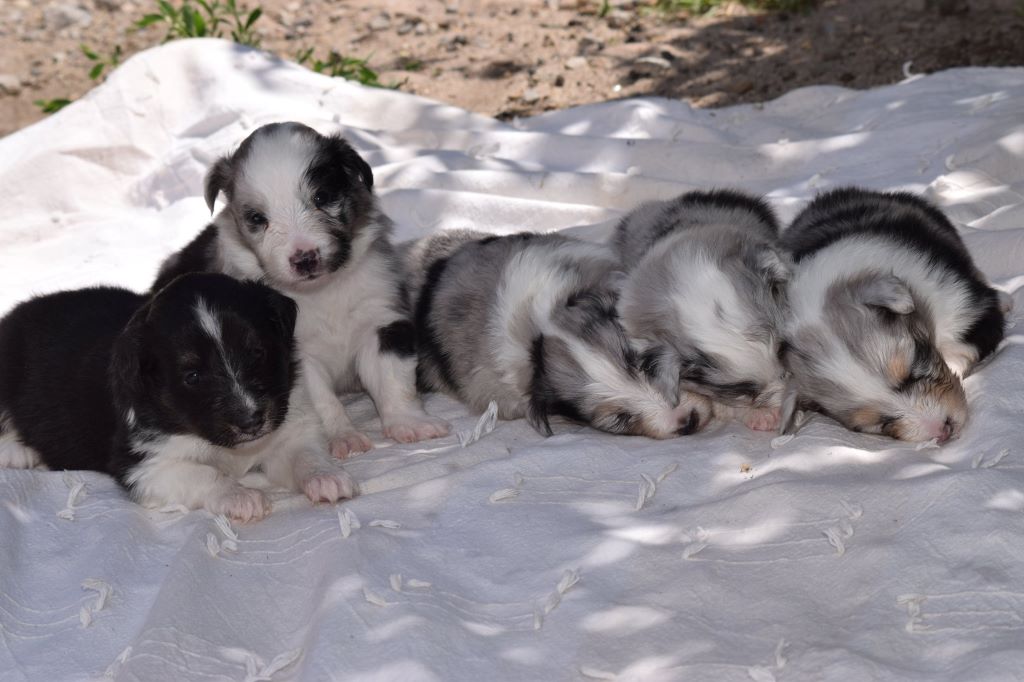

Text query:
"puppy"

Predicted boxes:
[[412, 231, 713, 437], [614, 190, 791, 431], [154, 122, 449, 458], [779, 187, 1012, 443], [0, 273, 354, 521]]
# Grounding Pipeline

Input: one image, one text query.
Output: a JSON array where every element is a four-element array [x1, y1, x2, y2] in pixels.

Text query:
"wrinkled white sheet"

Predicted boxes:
[[0, 39, 1022, 682]]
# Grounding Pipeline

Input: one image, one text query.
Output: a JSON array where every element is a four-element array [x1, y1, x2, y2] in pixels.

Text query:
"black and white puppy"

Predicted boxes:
[[0, 273, 355, 521], [154, 122, 449, 458], [411, 231, 713, 438], [779, 187, 1012, 443], [614, 190, 792, 432]]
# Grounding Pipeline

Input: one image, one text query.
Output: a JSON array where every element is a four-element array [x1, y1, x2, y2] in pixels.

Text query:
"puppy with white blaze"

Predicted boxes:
[[411, 231, 713, 438], [154, 122, 449, 458], [614, 189, 792, 431], [0, 274, 355, 522], [779, 187, 1013, 443]]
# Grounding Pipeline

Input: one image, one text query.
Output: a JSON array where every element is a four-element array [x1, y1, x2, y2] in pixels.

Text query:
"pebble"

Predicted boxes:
[[0, 74, 21, 96], [565, 56, 587, 70], [44, 4, 92, 31], [368, 12, 391, 31], [521, 88, 541, 103]]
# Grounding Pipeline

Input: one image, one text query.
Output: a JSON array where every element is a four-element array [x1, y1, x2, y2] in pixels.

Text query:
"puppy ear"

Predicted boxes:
[[526, 334, 554, 437], [757, 248, 792, 284], [204, 156, 233, 213], [855, 274, 915, 315], [109, 307, 150, 411], [778, 379, 802, 435], [352, 152, 374, 191], [639, 345, 683, 405], [997, 289, 1014, 314], [329, 134, 374, 191]]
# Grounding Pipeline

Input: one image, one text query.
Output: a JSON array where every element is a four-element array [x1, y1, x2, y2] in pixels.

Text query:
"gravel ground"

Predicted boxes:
[[1, 0, 1023, 137]]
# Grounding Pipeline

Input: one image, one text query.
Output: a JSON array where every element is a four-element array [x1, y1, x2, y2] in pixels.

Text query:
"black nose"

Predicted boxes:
[[236, 408, 263, 433], [677, 409, 701, 436], [289, 249, 320, 276]]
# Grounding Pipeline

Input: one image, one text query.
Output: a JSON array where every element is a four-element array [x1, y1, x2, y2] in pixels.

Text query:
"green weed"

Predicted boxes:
[[81, 44, 123, 81], [34, 98, 73, 113], [136, 0, 263, 47]]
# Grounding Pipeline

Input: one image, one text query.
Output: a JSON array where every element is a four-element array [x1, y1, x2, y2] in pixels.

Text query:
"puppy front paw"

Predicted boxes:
[[208, 487, 271, 523], [302, 468, 357, 504], [741, 406, 782, 432], [383, 414, 451, 444], [329, 431, 374, 459]]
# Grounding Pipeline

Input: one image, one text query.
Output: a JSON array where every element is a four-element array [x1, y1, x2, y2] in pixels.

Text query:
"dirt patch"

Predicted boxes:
[[2, 0, 1023, 137]]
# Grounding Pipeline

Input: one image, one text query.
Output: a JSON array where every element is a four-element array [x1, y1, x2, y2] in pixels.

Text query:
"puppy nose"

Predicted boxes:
[[937, 417, 956, 444], [289, 249, 320, 276], [677, 409, 702, 436], [237, 408, 263, 433]]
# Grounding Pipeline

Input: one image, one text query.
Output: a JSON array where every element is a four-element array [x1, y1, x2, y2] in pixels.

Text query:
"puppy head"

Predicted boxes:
[[780, 272, 968, 443], [526, 285, 712, 439], [205, 122, 375, 291], [621, 229, 791, 410], [111, 273, 299, 449]]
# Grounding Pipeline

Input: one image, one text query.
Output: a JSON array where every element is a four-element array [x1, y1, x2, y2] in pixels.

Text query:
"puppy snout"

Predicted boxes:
[[677, 408, 702, 436], [289, 249, 321, 277], [235, 407, 264, 434]]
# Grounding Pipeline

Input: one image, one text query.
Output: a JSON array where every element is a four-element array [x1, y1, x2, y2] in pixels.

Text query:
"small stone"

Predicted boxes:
[[397, 19, 418, 35], [415, 22, 428, 35], [445, 2, 458, 13], [0, 74, 22, 96], [606, 10, 631, 28], [632, 55, 672, 75], [368, 12, 391, 31], [565, 56, 588, 70], [93, 0, 121, 10], [553, 74, 564, 87], [44, 4, 92, 31], [578, 36, 604, 55], [731, 78, 754, 95], [521, 88, 541, 104]]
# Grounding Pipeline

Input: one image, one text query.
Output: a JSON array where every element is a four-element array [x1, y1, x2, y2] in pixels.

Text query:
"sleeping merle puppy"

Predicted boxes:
[[779, 187, 1013, 443], [410, 231, 713, 438], [154, 122, 449, 460], [0, 273, 354, 521]]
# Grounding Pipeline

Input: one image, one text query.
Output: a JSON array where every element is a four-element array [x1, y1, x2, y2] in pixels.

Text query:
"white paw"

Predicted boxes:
[[383, 414, 451, 444], [302, 469, 357, 504], [0, 433, 43, 469], [329, 431, 374, 459], [742, 406, 782, 432], [207, 487, 271, 523]]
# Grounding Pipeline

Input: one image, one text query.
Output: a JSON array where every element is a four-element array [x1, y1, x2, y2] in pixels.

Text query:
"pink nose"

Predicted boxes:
[[289, 249, 320, 276], [930, 417, 956, 444]]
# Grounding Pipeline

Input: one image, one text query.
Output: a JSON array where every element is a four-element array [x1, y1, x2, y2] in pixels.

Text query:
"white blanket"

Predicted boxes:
[[0, 39, 1022, 682]]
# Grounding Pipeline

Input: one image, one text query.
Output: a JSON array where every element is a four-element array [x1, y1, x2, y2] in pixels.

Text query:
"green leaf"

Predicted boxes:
[[89, 63, 105, 80], [134, 13, 165, 28], [245, 7, 261, 28], [193, 11, 208, 36], [157, 0, 176, 17], [80, 44, 99, 60], [35, 98, 72, 114]]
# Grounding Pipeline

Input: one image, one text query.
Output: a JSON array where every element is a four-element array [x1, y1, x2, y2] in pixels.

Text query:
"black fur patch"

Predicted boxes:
[[650, 189, 781, 246], [151, 224, 219, 292], [414, 257, 460, 392], [378, 320, 417, 357], [526, 335, 587, 436], [962, 290, 1007, 365]]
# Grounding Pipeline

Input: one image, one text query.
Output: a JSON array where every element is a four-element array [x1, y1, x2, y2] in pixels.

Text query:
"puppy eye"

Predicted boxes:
[[183, 370, 201, 386], [245, 210, 268, 231], [611, 412, 634, 432], [313, 192, 328, 209]]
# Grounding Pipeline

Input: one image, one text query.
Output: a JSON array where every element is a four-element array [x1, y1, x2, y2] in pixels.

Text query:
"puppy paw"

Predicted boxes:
[[302, 468, 357, 504], [329, 431, 374, 459], [0, 437, 43, 469], [742, 406, 782, 432], [208, 487, 271, 523], [383, 414, 451, 443]]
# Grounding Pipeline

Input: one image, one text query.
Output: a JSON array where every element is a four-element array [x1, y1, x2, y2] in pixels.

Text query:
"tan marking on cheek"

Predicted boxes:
[[931, 372, 968, 416], [886, 354, 910, 385], [850, 407, 881, 429]]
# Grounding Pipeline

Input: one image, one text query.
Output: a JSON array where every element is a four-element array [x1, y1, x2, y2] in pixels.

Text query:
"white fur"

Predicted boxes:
[[0, 423, 43, 469], [194, 298, 258, 414], [126, 385, 354, 521], [789, 235, 977, 374]]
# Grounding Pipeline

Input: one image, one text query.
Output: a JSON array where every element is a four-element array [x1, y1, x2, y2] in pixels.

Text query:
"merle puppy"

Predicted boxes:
[[154, 122, 449, 458], [614, 189, 792, 431], [412, 231, 712, 438], [779, 187, 1012, 443], [0, 273, 354, 521]]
